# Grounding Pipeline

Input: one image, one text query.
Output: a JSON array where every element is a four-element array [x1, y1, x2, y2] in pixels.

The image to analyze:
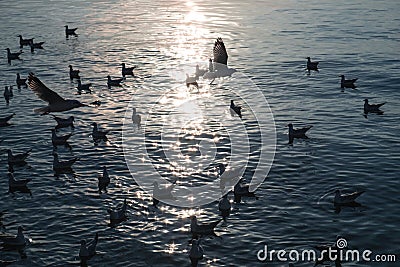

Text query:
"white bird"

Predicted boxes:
[[98, 166, 110, 193], [108, 199, 128, 224], [107, 75, 123, 87], [79, 232, 98, 264], [132, 108, 141, 128], [92, 122, 109, 140], [7, 149, 32, 164], [334, 190, 365, 205], [189, 239, 204, 267], [28, 73, 87, 114], [218, 194, 231, 221], [190, 215, 221, 238], [186, 74, 198, 89], [0, 226, 26, 247], [203, 38, 236, 79], [8, 173, 31, 188], [195, 65, 207, 80], [53, 152, 79, 170]]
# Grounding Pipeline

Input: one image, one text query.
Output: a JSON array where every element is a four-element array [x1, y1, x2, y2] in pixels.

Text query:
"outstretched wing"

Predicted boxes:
[[28, 73, 65, 104], [213, 37, 228, 66]]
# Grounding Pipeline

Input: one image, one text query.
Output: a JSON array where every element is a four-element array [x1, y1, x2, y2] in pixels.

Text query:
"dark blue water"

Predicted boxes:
[[0, 0, 399, 266]]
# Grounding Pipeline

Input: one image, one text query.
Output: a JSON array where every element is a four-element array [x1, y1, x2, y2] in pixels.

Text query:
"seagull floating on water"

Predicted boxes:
[[28, 72, 87, 114], [51, 129, 72, 147], [17, 35, 34, 48], [16, 73, 27, 88], [230, 100, 242, 118], [186, 74, 198, 89], [340, 75, 357, 89], [364, 99, 385, 114], [0, 226, 27, 247], [65, 25, 78, 36], [218, 194, 231, 221], [132, 108, 141, 128], [52, 115, 75, 129], [0, 113, 15, 126], [189, 239, 204, 267], [98, 166, 110, 193], [190, 215, 221, 239], [6, 48, 22, 64], [8, 173, 31, 188], [77, 80, 92, 94], [68, 65, 80, 80], [92, 122, 109, 140], [79, 232, 98, 265], [203, 38, 236, 79], [53, 152, 79, 170], [29, 41, 45, 53], [107, 75, 123, 87], [108, 199, 128, 226], [287, 123, 312, 144], [7, 149, 32, 165], [306, 57, 319, 71], [152, 180, 176, 206], [121, 63, 135, 77], [233, 179, 257, 203], [4, 86, 12, 104], [334, 189, 364, 205]]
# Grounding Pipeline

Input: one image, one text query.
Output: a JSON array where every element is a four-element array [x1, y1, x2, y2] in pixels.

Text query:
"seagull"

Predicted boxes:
[[79, 232, 98, 264], [29, 41, 45, 53], [287, 123, 312, 144], [186, 74, 198, 89], [17, 35, 34, 48], [121, 63, 135, 77], [51, 129, 72, 146], [16, 73, 27, 87], [4, 86, 12, 104], [77, 80, 92, 94], [340, 75, 357, 89], [230, 100, 242, 118], [203, 38, 236, 79], [152, 180, 176, 206], [68, 65, 80, 80], [0, 226, 26, 247], [364, 99, 385, 114], [108, 199, 128, 225], [306, 57, 319, 71], [65, 25, 78, 36], [107, 75, 123, 87], [53, 152, 79, 170], [8, 173, 31, 188], [334, 190, 364, 205], [218, 194, 231, 221], [51, 115, 75, 129], [233, 179, 257, 203], [28, 72, 87, 114], [0, 113, 15, 126], [5, 48, 22, 63], [195, 65, 207, 80], [132, 108, 141, 128], [98, 166, 110, 193], [7, 149, 32, 165], [92, 122, 109, 140], [189, 239, 204, 267], [190, 215, 221, 238]]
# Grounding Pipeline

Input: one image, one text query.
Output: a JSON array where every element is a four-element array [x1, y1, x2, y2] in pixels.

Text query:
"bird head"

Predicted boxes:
[[364, 99, 368, 103], [121, 63, 125, 67], [70, 116, 75, 121], [287, 123, 293, 128]]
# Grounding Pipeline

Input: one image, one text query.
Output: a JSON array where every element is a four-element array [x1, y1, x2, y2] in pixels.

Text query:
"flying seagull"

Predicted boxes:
[[28, 72, 87, 114], [203, 38, 236, 79]]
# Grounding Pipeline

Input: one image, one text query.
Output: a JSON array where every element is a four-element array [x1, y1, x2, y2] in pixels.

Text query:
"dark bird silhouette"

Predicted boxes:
[[189, 239, 204, 267], [92, 122, 109, 140], [230, 100, 242, 118], [64, 25, 78, 36], [51, 129, 72, 147], [17, 35, 34, 48], [16, 73, 27, 88], [121, 63, 135, 77], [77, 80, 92, 94], [28, 41, 45, 53], [98, 166, 110, 193], [287, 123, 312, 144], [340, 75, 357, 89], [364, 99, 385, 114], [7, 149, 32, 165], [0, 113, 15, 126], [4, 86, 12, 104], [6, 48, 22, 64], [190, 215, 221, 239], [79, 232, 98, 266], [306, 57, 319, 71], [69, 65, 80, 80], [51, 115, 75, 129], [107, 75, 123, 87], [8, 173, 31, 188], [334, 190, 364, 205], [28, 72, 87, 114]]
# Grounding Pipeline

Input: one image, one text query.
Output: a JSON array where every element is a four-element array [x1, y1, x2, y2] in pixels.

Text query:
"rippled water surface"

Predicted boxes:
[[0, 0, 399, 266]]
